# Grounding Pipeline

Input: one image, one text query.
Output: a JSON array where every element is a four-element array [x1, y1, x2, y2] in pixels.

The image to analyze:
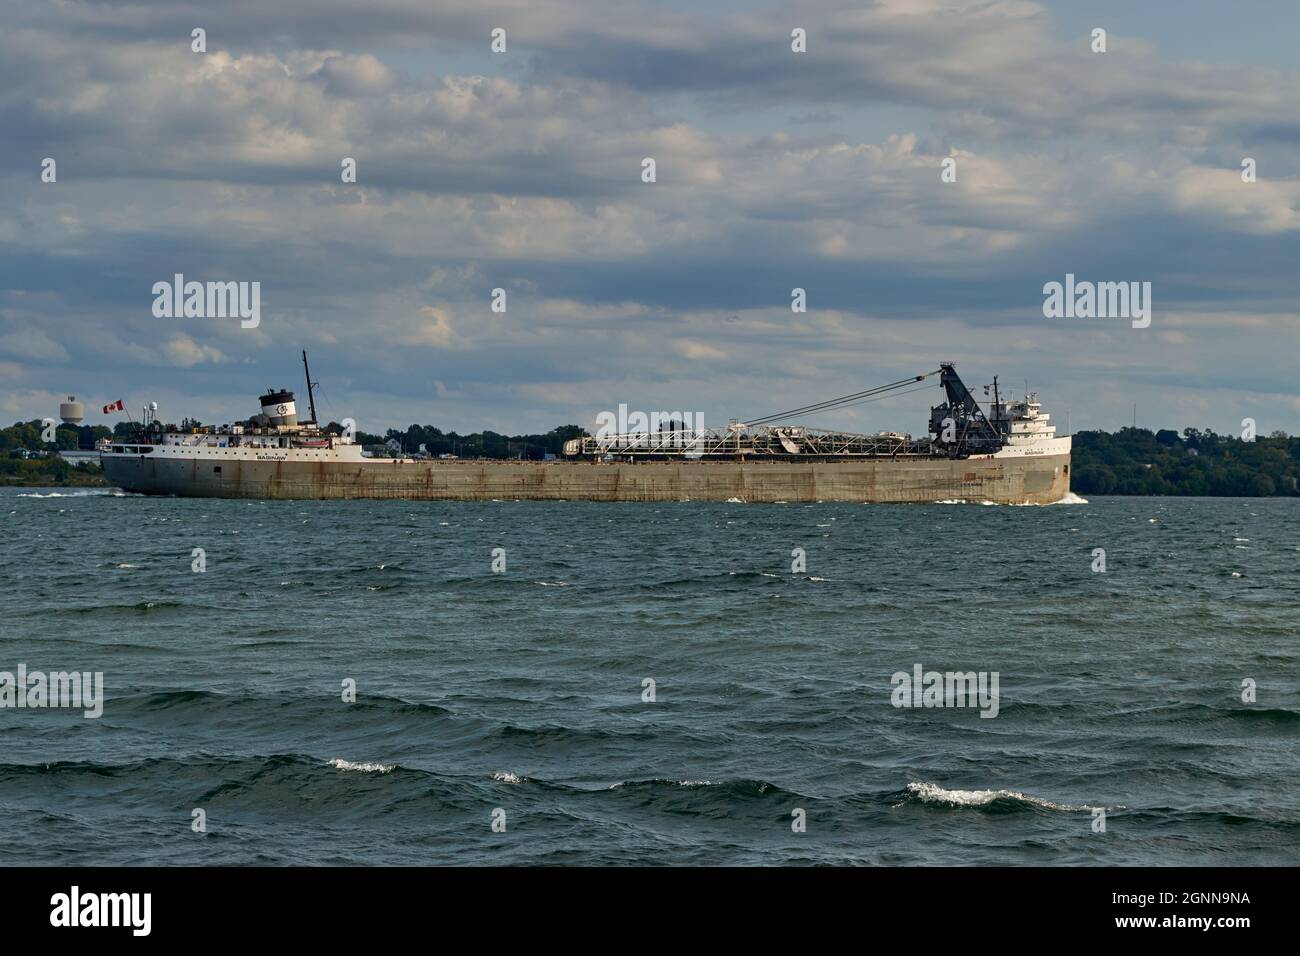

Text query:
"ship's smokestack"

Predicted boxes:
[[258, 389, 298, 426]]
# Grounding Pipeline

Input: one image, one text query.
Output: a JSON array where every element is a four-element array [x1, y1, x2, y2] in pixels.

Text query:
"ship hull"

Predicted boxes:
[[102, 454, 1071, 503]]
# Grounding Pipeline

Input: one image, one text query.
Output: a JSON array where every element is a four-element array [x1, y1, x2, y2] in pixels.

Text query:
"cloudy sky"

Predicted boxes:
[[2, 0, 1298, 437]]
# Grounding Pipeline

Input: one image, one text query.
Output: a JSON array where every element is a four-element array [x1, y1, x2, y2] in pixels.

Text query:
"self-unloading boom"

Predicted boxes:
[[565, 364, 1006, 461]]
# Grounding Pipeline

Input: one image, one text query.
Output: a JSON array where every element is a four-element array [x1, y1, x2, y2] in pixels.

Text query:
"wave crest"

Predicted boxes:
[[906, 781, 1096, 812], [327, 758, 396, 774]]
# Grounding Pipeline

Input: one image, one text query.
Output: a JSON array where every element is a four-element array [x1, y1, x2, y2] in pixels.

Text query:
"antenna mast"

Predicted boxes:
[[302, 350, 319, 425]]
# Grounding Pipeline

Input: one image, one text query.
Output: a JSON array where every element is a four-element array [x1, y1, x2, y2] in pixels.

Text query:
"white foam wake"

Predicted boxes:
[[931, 491, 1089, 507], [906, 781, 1095, 812], [328, 758, 395, 774], [1049, 491, 1089, 505], [15, 489, 126, 498]]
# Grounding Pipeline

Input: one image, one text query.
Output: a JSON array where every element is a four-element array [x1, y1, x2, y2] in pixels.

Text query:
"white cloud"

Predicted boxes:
[[162, 335, 225, 367], [673, 340, 728, 361]]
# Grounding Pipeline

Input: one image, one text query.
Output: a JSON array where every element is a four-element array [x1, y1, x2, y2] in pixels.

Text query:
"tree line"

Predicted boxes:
[[1071, 427, 1299, 496], [337, 422, 587, 461], [0, 422, 107, 484]]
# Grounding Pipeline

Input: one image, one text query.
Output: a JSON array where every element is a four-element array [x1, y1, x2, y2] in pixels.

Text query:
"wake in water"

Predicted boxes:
[[15, 489, 130, 498], [1046, 491, 1089, 505], [929, 491, 1088, 506]]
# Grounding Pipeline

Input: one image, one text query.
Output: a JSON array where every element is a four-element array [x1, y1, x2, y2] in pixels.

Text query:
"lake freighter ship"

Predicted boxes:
[[98, 355, 1071, 503]]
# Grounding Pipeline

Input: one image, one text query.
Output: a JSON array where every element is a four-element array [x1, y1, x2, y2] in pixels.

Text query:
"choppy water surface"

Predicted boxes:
[[1, 490, 1297, 865]]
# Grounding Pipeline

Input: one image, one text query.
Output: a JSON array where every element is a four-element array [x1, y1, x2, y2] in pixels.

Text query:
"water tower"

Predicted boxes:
[[59, 395, 84, 425]]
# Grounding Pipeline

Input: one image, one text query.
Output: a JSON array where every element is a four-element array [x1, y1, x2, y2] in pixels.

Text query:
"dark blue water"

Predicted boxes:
[[1, 489, 1297, 865]]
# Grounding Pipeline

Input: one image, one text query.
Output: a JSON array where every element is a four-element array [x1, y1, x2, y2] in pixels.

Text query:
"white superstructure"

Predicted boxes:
[[102, 429, 371, 465], [100, 386, 381, 466], [988, 393, 1072, 459]]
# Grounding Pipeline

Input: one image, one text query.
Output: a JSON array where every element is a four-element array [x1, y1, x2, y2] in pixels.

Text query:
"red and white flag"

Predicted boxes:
[[102, 399, 125, 414], [983, 385, 991, 396]]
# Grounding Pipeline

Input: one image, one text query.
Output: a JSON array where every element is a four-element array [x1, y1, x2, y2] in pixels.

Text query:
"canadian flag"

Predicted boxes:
[[102, 399, 125, 414]]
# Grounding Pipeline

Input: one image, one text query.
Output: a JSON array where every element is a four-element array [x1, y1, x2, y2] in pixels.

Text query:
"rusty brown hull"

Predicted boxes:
[[102, 454, 1072, 503]]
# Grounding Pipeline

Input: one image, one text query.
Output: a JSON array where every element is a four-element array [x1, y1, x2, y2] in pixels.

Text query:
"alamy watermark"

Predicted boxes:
[[50, 886, 150, 936], [152, 273, 260, 328], [1042, 273, 1150, 328], [891, 663, 1000, 718], [1, 664, 103, 718], [595, 405, 707, 457]]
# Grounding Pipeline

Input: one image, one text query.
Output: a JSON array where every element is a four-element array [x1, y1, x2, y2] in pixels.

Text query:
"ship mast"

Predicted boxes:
[[993, 376, 1002, 437], [302, 349, 319, 425]]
